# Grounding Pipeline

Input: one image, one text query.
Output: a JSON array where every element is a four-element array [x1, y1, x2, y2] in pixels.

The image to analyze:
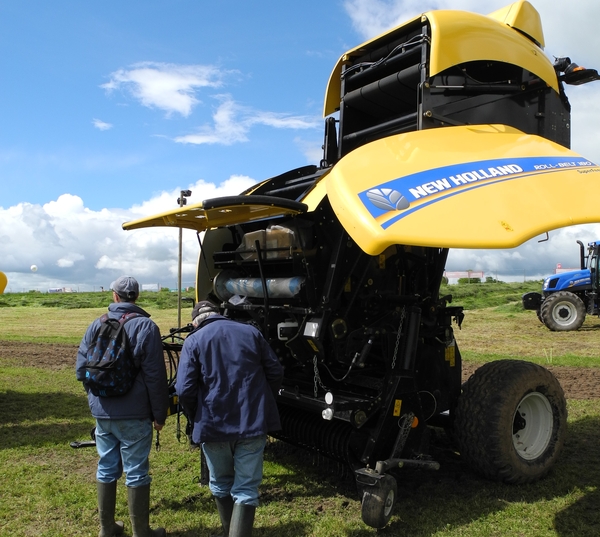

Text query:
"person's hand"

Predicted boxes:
[[153, 421, 164, 431]]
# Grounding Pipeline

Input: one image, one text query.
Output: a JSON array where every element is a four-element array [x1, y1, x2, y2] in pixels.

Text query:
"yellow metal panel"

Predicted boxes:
[[323, 2, 556, 116], [326, 125, 600, 254], [445, 344, 456, 367], [299, 171, 328, 211], [427, 8, 556, 91], [123, 197, 307, 232], [123, 205, 210, 232], [488, 0, 544, 47]]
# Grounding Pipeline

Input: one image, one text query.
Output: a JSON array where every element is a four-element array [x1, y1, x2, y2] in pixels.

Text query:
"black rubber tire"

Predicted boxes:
[[454, 360, 567, 484], [361, 474, 397, 529], [536, 308, 544, 324], [540, 291, 586, 331]]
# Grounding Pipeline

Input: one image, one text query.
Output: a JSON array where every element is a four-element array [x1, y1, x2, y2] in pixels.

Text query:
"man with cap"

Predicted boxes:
[[176, 301, 283, 537], [76, 276, 169, 537]]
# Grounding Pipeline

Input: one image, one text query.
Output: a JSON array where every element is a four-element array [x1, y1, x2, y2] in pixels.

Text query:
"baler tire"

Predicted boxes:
[[361, 474, 397, 529], [454, 360, 567, 484], [540, 291, 585, 331]]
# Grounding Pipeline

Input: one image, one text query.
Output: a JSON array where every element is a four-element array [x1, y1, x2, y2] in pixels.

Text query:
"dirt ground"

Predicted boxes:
[[3, 341, 599, 399]]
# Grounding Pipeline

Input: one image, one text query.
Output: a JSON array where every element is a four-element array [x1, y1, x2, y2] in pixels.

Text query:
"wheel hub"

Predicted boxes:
[[512, 392, 553, 460], [553, 302, 574, 323]]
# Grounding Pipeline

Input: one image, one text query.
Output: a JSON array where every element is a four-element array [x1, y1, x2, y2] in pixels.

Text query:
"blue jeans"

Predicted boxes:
[[95, 418, 153, 487], [202, 435, 267, 506]]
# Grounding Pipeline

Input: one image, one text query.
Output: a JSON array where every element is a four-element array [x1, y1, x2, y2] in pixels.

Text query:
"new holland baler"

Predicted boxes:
[[123, 1, 600, 528]]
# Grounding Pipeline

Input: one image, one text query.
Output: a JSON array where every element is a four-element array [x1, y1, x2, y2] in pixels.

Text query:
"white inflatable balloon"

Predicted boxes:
[[30, 265, 38, 272]]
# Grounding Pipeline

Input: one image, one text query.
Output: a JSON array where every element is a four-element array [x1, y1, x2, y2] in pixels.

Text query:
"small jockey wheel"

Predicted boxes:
[[360, 474, 397, 529]]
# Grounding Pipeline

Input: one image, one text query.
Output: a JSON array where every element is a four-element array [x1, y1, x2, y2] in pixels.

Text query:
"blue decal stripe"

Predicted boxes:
[[379, 164, 599, 229], [356, 156, 597, 224]]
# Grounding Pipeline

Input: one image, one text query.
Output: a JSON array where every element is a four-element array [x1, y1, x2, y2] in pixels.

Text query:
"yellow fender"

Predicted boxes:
[[326, 125, 600, 254]]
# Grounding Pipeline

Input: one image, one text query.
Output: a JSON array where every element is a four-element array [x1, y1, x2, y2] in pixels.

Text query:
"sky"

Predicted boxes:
[[2, 0, 600, 293]]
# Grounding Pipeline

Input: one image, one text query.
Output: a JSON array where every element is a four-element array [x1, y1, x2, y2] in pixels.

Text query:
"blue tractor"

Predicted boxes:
[[523, 241, 600, 331]]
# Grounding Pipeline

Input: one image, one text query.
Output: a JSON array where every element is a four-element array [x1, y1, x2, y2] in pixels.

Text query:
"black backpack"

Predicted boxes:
[[84, 312, 141, 397]]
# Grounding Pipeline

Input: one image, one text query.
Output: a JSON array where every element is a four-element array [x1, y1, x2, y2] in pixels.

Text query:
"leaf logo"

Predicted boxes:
[[366, 188, 410, 211]]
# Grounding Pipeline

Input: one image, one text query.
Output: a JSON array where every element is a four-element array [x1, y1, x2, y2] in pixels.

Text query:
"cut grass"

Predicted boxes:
[[2, 287, 600, 536], [455, 307, 600, 366], [2, 361, 598, 537], [0, 289, 196, 310], [0, 307, 188, 345]]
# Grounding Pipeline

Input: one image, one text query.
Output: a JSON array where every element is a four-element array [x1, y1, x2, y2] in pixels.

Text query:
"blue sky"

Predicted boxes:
[[2, 0, 600, 292]]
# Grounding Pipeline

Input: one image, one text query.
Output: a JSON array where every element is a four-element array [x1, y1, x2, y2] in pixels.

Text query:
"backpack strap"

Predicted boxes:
[[94, 312, 138, 330], [97, 312, 142, 324], [117, 312, 144, 367], [119, 312, 142, 325]]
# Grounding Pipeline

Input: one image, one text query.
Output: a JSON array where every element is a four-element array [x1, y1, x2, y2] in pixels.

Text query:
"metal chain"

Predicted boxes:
[[391, 306, 406, 370], [313, 355, 328, 397]]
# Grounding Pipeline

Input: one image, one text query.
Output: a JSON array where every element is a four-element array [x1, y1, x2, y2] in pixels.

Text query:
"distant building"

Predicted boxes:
[[142, 283, 161, 292], [47, 287, 74, 293]]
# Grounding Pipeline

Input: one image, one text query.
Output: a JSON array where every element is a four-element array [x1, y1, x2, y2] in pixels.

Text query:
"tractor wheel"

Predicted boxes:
[[454, 360, 567, 484], [540, 291, 586, 331], [536, 308, 544, 324], [361, 474, 397, 529]]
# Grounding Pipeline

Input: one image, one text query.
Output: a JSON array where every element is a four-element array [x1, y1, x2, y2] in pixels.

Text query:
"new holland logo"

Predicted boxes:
[[366, 188, 410, 212]]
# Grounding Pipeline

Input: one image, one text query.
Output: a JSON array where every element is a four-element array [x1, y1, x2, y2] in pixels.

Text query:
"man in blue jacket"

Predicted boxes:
[[76, 276, 169, 537], [176, 301, 283, 537]]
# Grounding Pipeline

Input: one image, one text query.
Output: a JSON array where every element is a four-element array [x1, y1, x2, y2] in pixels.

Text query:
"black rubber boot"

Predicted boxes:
[[229, 503, 256, 537], [127, 484, 166, 537], [214, 495, 234, 536], [97, 481, 124, 537]]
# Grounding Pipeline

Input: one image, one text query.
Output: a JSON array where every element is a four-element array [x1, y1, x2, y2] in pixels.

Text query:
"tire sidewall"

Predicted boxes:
[[541, 291, 585, 331], [455, 360, 567, 484], [492, 377, 565, 481]]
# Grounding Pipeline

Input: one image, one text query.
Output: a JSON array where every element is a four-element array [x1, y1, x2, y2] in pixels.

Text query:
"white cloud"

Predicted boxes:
[[342, 0, 426, 38], [92, 118, 113, 131], [101, 65, 320, 146], [0, 176, 257, 293], [446, 223, 600, 282], [57, 253, 85, 268], [294, 136, 324, 164], [342, 0, 600, 48], [101, 62, 226, 117], [174, 95, 321, 146], [5, 1, 599, 295]]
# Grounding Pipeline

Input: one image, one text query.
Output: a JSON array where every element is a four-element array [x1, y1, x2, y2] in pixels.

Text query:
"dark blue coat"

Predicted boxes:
[[175, 315, 283, 443], [76, 302, 169, 424]]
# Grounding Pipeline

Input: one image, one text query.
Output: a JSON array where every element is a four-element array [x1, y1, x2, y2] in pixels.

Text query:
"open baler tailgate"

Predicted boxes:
[[326, 125, 600, 255]]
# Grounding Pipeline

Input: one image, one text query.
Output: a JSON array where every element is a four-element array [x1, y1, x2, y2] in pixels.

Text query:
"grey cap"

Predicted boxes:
[[110, 276, 139, 300], [191, 300, 219, 326]]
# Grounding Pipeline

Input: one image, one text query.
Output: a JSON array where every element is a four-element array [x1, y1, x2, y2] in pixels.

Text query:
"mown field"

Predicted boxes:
[[0, 283, 599, 536]]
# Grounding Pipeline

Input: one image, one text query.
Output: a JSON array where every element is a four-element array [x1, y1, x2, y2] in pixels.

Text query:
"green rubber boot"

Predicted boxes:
[[229, 503, 256, 537], [127, 484, 166, 537], [214, 495, 234, 536], [97, 481, 124, 537]]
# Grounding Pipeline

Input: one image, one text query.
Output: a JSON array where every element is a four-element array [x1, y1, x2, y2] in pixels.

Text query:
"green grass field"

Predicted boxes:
[[0, 284, 599, 536]]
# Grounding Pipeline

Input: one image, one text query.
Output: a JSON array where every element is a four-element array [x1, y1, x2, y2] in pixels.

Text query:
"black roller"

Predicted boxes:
[[274, 404, 368, 466]]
